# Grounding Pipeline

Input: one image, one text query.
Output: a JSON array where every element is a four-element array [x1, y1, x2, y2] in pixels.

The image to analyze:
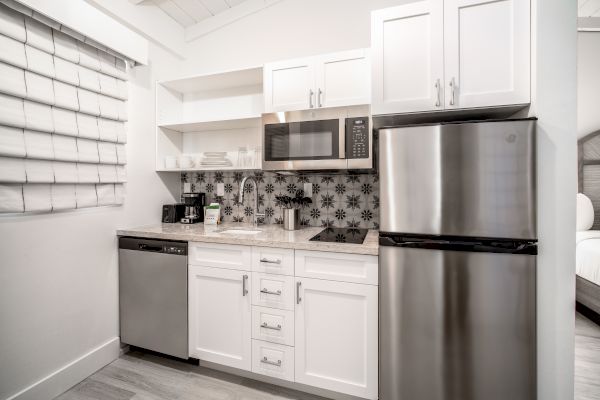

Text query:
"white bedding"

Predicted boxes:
[[576, 230, 600, 286]]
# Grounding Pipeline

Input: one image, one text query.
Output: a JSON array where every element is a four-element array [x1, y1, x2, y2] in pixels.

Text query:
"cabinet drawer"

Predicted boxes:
[[252, 273, 295, 310], [252, 306, 294, 346], [295, 250, 378, 285], [252, 247, 294, 275], [252, 340, 294, 382], [189, 242, 252, 271]]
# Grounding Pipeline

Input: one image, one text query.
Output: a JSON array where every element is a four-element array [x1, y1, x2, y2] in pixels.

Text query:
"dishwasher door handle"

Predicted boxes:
[[138, 243, 163, 252], [242, 274, 249, 296]]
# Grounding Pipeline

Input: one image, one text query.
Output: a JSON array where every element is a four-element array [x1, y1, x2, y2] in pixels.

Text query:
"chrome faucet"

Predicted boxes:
[[239, 176, 265, 226]]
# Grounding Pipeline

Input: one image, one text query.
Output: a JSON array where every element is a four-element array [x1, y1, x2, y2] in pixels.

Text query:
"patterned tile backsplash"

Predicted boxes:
[[181, 171, 380, 229]]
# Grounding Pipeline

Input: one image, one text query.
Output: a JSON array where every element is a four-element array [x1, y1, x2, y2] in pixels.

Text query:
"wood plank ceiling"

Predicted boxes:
[[147, 0, 248, 28]]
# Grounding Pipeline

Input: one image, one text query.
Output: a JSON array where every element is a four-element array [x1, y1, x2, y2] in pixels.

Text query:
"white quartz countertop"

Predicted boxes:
[[117, 223, 379, 255]]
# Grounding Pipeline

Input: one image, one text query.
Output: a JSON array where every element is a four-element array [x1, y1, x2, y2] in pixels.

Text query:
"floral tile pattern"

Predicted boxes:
[[181, 171, 379, 229]]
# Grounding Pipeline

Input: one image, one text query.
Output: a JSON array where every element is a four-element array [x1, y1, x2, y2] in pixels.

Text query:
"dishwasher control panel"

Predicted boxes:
[[166, 246, 186, 255], [119, 237, 188, 256]]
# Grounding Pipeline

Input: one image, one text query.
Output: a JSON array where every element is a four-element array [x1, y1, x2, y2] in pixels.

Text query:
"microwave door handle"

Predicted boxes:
[[339, 119, 345, 159]]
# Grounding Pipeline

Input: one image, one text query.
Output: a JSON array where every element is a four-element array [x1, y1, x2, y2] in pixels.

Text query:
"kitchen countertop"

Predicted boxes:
[[117, 223, 379, 255]]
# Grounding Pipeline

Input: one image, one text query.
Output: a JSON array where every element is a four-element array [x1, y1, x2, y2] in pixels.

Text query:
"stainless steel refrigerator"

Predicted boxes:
[[378, 118, 537, 400]]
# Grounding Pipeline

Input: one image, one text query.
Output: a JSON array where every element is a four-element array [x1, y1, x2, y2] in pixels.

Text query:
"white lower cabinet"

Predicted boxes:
[[252, 306, 294, 346], [188, 265, 252, 371], [189, 244, 378, 399], [252, 272, 295, 311], [252, 339, 295, 382], [295, 277, 379, 400]]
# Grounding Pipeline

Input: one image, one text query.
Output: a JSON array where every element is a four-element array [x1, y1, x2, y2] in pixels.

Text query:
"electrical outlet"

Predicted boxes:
[[183, 182, 191, 193], [303, 182, 313, 198], [216, 182, 225, 196]]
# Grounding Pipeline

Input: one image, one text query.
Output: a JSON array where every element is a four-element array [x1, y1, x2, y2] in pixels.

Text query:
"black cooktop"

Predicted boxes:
[[309, 228, 369, 244]]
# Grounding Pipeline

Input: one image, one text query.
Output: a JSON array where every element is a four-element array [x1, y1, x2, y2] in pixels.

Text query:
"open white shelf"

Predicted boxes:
[[156, 66, 264, 172], [157, 166, 260, 172], [158, 66, 263, 94], [158, 115, 261, 133]]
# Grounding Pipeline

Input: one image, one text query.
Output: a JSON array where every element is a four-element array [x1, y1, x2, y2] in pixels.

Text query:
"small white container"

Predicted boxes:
[[179, 155, 194, 169], [164, 156, 178, 169]]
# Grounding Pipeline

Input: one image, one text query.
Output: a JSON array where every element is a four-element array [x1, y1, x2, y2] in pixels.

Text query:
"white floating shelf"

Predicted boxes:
[[158, 66, 263, 94], [157, 166, 261, 172], [158, 115, 262, 133]]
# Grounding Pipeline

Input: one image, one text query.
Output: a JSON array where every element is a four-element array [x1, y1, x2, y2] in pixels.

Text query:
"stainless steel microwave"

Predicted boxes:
[[262, 106, 372, 171]]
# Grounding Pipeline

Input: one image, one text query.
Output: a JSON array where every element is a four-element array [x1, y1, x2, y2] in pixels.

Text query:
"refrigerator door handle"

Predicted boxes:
[[379, 235, 537, 255]]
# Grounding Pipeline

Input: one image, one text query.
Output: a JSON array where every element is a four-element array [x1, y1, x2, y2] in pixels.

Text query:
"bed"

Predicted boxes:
[[577, 132, 600, 319]]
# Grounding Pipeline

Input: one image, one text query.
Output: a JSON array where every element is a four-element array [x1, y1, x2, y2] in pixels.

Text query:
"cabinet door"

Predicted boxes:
[[264, 57, 316, 112], [189, 265, 251, 370], [315, 49, 370, 108], [444, 0, 530, 109], [295, 278, 378, 399], [371, 1, 444, 115]]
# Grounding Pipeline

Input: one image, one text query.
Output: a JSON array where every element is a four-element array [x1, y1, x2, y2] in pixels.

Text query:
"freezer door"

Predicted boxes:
[[379, 119, 536, 239], [379, 246, 536, 400]]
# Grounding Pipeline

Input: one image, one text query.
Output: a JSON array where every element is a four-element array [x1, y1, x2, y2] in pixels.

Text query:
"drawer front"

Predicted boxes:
[[189, 242, 252, 271], [252, 273, 295, 310], [295, 250, 378, 285], [252, 246, 294, 275], [252, 306, 294, 346], [252, 340, 294, 382]]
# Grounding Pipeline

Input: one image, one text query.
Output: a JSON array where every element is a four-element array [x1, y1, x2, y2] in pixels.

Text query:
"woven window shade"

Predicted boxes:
[[0, 1, 128, 213]]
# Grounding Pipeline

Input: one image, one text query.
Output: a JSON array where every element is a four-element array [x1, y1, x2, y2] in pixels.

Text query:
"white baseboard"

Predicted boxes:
[[6, 337, 120, 400]]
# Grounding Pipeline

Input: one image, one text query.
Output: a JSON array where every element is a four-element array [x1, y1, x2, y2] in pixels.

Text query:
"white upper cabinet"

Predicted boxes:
[[316, 49, 371, 109], [264, 57, 315, 112], [444, 0, 530, 109], [264, 49, 371, 113], [371, 0, 530, 114], [295, 277, 378, 399], [371, 1, 444, 114], [188, 265, 252, 371]]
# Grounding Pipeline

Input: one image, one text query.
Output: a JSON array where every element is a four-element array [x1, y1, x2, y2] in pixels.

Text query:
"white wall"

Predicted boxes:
[[181, 0, 408, 75], [0, 32, 181, 400], [182, 1, 578, 400], [531, 0, 577, 399], [578, 32, 600, 139]]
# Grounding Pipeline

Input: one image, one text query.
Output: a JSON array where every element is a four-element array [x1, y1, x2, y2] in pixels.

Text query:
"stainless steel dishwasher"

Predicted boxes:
[[119, 237, 188, 359]]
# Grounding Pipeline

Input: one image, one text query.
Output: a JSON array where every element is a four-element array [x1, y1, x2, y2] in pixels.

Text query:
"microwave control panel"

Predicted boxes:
[[346, 117, 370, 159]]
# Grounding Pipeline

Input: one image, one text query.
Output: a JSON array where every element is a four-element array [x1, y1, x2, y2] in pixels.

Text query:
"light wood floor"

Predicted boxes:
[[576, 312, 600, 400], [56, 313, 600, 400], [56, 349, 327, 400]]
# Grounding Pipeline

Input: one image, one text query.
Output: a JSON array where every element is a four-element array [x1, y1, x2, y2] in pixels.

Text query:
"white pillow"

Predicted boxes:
[[577, 193, 595, 231]]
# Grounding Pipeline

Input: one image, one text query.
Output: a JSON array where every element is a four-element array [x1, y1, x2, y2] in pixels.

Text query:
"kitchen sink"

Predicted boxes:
[[219, 229, 262, 235]]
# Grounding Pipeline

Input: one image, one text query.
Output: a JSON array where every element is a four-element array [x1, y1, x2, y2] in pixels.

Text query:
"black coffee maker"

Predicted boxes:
[[180, 192, 206, 224]]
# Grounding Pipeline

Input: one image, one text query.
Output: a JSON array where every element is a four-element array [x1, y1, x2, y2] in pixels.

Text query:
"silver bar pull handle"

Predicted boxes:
[[261, 322, 282, 331], [296, 281, 302, 304], [242, 274, 248, 296], [449, 77, 456, 106], [260, 258, 281, 264], [434, 79, 441, 107], [261, 356, 282, 367], [260, 288, 282, 296], [318, 88, 323, 107], [309, 89, 314, 108]]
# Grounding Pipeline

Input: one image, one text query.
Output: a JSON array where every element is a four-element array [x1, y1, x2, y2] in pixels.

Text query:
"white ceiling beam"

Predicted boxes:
[[185, 0, 282, 42], [84, 0, 186, 59], [579, 17, 600, 30]]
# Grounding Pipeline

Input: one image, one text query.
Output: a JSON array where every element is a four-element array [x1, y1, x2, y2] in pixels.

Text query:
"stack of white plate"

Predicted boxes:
[[199, 152, 232, 167]]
